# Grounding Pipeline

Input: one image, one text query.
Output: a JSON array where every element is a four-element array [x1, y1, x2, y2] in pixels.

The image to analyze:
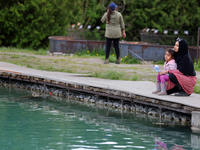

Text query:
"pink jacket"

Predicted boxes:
[[164, 59, 177, 75]]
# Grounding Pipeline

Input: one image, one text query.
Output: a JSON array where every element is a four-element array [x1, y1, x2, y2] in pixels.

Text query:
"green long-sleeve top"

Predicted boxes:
[[101, 11, 125, 38]]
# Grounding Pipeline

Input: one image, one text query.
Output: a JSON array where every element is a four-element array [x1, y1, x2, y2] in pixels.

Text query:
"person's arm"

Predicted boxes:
[[158, 70, 168, 75], [122, 29, 126, 39], [169, 63, 177, 71], [159, 63, 177, 75], [101, 13, 107, 23], [119, 14, 126, 38]]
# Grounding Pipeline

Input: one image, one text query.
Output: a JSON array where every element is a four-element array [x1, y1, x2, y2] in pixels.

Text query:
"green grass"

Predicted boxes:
[[0, 47, 47, 55], [123, 67, 140, 70], [108, 55, 117, 63], [75, 48, 105, 57], [194, 60, 200, 71], [93, 70, 124, 80], [194, 81, 200, 94], [10, 55, 20, 59], [75, 48, 141, 64], [0, 47, 200, 94], [92, 70, 139, 81], [121, 56, 140, 64], [131, 75, 138, 81]]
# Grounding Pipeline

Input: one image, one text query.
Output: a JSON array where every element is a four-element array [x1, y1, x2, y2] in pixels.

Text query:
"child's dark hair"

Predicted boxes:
[[166, 49, 175, 58]]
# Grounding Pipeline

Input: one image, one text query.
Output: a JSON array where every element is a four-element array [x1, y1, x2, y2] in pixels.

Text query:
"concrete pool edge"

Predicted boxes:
[[0, 71, 199, 132]]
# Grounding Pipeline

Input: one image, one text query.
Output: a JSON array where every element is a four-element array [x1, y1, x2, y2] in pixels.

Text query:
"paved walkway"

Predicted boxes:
[[0, 62, 200, 108]]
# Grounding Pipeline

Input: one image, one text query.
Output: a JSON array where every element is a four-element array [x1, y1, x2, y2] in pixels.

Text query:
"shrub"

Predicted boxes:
[[0, 0, 82, 49], [121, 55, 140, 64]]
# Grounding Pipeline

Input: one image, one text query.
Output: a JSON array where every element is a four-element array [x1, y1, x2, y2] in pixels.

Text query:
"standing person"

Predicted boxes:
[[152, 49, 177, 95], [167, 38, 197, 96], [101, 2, 126, 64]]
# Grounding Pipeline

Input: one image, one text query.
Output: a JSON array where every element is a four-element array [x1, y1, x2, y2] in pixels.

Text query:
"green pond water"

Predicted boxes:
[[0, 87, 199, 150]]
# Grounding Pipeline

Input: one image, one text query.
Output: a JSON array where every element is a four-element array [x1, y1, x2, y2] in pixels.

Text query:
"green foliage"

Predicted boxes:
[[0, 47, 47, 55], [1, 0, 200, 49], [0, 0, 82, 49], [194, 81, 200, 94], [131, 75, 138, 81], [123, 0, 200, 42], [121, 56, 140, 64], [108, 55, 116, 63], [80, 0, 200, 43], [194, 60, 200, 71], [75, 48, 105, 57], [74, 48, 141, 64]]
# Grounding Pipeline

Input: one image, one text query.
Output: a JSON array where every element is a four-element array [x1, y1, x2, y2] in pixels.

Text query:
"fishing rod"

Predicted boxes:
[[128, 48, 160, 72]]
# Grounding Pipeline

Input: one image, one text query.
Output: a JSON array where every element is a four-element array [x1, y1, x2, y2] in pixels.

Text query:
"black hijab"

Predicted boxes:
[[174, 38, 196, 76]]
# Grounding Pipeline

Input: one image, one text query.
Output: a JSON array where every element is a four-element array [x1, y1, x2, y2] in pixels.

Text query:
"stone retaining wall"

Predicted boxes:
[[0, 71, 199, 114], [0, 71, 198, 125]]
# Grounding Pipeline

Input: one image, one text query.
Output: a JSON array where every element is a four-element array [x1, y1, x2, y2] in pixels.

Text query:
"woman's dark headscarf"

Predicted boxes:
[[174, 38, 196, 76]]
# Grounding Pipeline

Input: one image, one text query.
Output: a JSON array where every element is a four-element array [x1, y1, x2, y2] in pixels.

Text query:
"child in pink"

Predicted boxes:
[[152, 49, 177, 95]]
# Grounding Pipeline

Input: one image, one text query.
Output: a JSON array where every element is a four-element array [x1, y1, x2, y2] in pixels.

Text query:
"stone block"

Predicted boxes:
[[44, 79, 51, 83], [93, 88, 100, 92], [34, 77, 40, 81], [171, 103, 182, 108], [127, 94, 132, 98], [135, 95, 140, 100], [59, 82, 65, 86], [131, 94, 136, 98], [83, 86, 92, 91], [162, 101, 172, 106], [74, 84, 80, 88], [139, 97, 144, 100], [183, 106, 196, 111], [145, 98, 150, 102], [152, 99, 159, 104], [106, 90, 111, 94], [65, 83, 69, 87], [191, 111, 200, 133], [69, 84, 73, 87], [11, 74, 17, 77], [101, 89, 106, 93], [120, 93, 126, 97]]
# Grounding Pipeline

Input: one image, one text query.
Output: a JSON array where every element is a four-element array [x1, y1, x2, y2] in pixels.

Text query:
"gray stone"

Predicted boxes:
[[148, 111, 158, 117], [191, 111, 200, 133]]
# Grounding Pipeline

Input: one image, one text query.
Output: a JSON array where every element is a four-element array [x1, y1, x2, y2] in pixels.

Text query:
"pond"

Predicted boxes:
[[0, 87, 199, 150]]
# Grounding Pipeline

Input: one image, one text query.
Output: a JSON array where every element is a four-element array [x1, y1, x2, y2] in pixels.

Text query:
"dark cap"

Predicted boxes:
[[109, 2, 117, 10]]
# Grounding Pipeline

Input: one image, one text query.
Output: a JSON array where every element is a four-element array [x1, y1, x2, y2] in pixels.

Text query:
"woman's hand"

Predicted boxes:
[[122, 30, 126, 39], [158, 70, 168, 76]]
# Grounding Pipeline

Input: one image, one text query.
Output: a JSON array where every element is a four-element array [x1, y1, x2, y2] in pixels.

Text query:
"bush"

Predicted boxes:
[[194, 60, 200, 71], [75, 48, 105, 57], [121, 56, 140, 64], [0, 0, 82, 49]]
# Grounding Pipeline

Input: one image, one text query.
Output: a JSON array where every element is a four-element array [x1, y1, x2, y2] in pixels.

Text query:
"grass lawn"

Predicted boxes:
[[0, 47, 199, 94]]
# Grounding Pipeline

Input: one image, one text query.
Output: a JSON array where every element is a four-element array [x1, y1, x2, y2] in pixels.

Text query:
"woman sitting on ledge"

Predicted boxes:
[[167, 38, 197, 96]]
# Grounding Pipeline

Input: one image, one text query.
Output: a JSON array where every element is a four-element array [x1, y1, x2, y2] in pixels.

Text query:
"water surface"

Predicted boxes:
[[0, 87, 198, 150]]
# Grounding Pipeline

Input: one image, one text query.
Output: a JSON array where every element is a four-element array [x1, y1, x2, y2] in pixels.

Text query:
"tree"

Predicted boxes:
[[0, 0, 82, 49]]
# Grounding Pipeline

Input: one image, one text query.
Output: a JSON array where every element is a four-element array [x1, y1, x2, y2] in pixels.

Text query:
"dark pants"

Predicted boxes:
[[167, 73, 180, 95], [105, 38, 120, 59]]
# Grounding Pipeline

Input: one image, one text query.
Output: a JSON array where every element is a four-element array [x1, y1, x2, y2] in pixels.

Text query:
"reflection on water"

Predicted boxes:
[[0, 87, 199, 150]]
